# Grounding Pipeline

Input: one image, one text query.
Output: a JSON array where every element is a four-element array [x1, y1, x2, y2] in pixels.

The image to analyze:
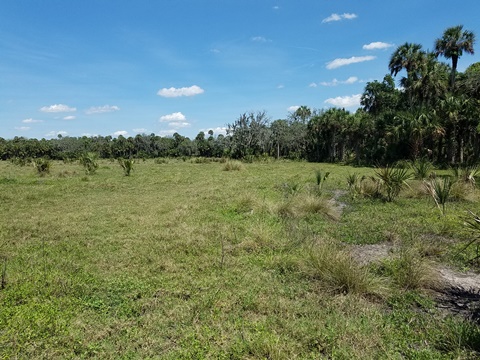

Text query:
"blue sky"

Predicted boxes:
[[1, 0, 479, 140]]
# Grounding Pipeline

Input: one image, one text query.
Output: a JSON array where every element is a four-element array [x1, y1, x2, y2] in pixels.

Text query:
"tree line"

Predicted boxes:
[[1, 25, 478, 167]]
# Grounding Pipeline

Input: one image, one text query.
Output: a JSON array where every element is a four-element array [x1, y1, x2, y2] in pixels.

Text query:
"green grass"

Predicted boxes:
[[0, 159, 479, 358]]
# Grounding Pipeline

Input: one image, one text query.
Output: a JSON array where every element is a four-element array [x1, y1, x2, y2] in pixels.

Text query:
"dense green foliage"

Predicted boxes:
[[1, 26, 478, 167]]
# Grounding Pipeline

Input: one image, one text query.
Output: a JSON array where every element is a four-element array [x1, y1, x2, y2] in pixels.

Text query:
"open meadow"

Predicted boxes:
[[1, 159, 480, 359]]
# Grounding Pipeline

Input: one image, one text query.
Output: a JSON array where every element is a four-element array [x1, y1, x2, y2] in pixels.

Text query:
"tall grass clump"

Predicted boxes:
[[451, 165, 480, 188], [314, 169, 329, 194], [382, 238, 440, 290], [32, 158, 51, 176], [424, 176, 454, 216], [223, 160, 243, 171], [79, 152, 99, 175], [305, 238, 386, 297], [374, 165, 413, 202], [118, 158, 134, 176], [410, 158, 434, 180]]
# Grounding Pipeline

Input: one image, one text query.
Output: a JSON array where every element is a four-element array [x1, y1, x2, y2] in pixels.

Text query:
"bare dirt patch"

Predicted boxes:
[[349, 242, 480, 323]]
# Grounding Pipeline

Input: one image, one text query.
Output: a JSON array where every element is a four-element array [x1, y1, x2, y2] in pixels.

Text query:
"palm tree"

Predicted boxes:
[[434, 25, 476, 88], [388, 42, 425, 78]]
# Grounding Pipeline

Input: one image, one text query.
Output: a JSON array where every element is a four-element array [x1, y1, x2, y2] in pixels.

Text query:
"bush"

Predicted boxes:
[[223, 161, 243, 171], [32, 158, 51, 176], [79, 153, 99, 175], [118, 158, 134, 176]]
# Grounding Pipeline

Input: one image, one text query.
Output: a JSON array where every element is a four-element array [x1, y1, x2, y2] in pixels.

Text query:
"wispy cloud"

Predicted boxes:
[[15, 126, 30, 131], [22, 118, 43, 123], [251, 36, 269, 43], [326, 56, 376, 69], [113, 130, 128, 137], [324, 94, 361, 108], [322, 13, 357, 23], [63, 116, 76, 120], [85, 105, 120, 115], [157, 85, 204, 98], [45, 130, 68, 138], [319, 76, 358, 86], [363, 42, 394, 50], [40, 104, 76, 113], [133, 128, 148, 133]]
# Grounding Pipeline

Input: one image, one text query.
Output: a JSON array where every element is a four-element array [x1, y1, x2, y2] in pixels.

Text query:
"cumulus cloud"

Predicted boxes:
[[326, 56, 376, 69], [309, 83, 318, 88], [113, 130, 128, 137], [15, 126, 30, 131], [85, 105, 120, 115], [324, 94, 362, 108], [159, 112, 186, 122], [322, 13, 357, 23], [40, 104, 76, 113], [168, 122, 190, 128], [22, 118, 43, 123], [287, 105, 300, 112], [319, 76, 358, 86], [363, 42, 394, 50], [63, 116, 76, 120], [157, 85, 204, 98]]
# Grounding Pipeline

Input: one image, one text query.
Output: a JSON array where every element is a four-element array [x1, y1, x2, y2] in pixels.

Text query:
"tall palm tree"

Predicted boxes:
[[434, 25, 476, 88], [388, 42, 425, 78]]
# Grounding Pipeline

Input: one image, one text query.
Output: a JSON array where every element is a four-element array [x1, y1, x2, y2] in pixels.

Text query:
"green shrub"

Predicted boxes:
[[118, 158, 134, 176], [424, 176, 454, 215], [223, 161, 243, 171], [410, 158, 434, 180], [374, 165, 413, 202], [79, 152, 99, 175], [32, 158, 51, 176]]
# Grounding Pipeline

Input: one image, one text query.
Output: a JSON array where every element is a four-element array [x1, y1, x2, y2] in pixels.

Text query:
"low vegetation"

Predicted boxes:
[[1, 159, 480, 358]]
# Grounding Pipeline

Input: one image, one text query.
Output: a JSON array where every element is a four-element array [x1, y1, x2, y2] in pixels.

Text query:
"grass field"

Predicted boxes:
[[1, 159, 480, 359]]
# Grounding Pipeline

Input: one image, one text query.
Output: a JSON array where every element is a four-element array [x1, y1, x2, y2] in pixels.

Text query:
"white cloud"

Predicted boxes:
[[201, 127, 227, 136], [273, 6, 279, 10], [322, 13, 357, 23], [287, 105, 300, 112], [40, 104, 76, 113], [319, 76, 358, 86], [324, 94, 362, 108], [159, 112, 186, 122], [326, 56, 376, 69], [45, 130, 68, 138], [85, 105, 120, 115], [251, 36, 269, 43], [15, 126, 30, 131], [81, 133, 98, 137], [133, 128, 148, 133], [309, 83, 318, 88], [168, 122, 190, 128], [157, 85, 204, 98], [363, 42, 394, 50], [22, 118, 43, 123], [277, 84, 285, 89], [63, 116, 76, 120], [113, 130, 128, 137]]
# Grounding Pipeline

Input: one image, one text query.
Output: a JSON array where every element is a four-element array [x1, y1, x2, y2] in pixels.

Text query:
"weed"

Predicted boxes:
[[79, 152, 99, 175], [32, 158, 51, 176], [305, 238, 386, 297], [118, 158, 134, 176], [374, 165, 413, 202], [410, 158, 434, 180], [223, 160, 243, 171], [424, 176, 454, 215]]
